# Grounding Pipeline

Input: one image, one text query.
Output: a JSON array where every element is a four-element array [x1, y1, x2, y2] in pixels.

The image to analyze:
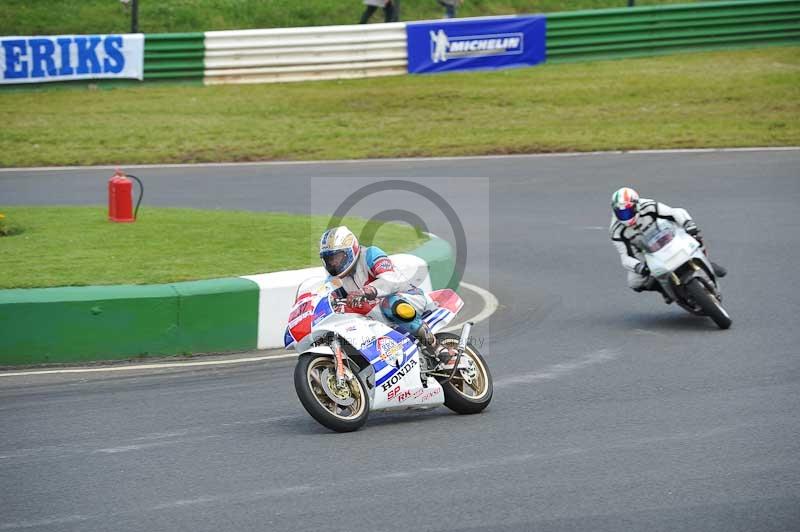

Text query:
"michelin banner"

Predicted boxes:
[[406, 15, 546, 75], [1, 34, 144, 84]]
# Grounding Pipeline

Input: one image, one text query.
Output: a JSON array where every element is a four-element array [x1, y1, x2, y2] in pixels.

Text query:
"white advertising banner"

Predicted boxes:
[[0, 33, 145, 84]]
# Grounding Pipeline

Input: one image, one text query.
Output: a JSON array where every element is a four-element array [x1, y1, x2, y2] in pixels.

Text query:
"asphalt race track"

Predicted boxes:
[[1, 150, 799, 532]]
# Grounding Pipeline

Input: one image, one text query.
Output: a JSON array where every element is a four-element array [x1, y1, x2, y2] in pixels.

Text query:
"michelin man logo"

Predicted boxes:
[[430, 30, 450, 63]]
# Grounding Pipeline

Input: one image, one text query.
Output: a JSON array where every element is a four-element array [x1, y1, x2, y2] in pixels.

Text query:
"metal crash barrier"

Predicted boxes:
[[1, 0, 798, 86]]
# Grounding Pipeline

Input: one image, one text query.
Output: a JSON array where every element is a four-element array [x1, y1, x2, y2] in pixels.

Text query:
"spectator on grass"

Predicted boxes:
[[360, 0, 398, 24], [436, 0, 463, 18]]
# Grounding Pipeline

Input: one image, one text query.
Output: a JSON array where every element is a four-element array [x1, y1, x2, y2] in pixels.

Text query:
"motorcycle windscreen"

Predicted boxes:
[[643, 227, 675, 252]]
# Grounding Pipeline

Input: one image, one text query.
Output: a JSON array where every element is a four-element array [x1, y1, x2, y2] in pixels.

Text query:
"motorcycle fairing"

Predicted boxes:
[[288, 281, 452, 412], [645, 231, 701, 277], [284, 291, 316, 348], [360, 329, 415, 376], [422, 289, 464, 334], [370, 357, 445, 410], [641, 222, 721, 312], [429, 289, 463, 313]]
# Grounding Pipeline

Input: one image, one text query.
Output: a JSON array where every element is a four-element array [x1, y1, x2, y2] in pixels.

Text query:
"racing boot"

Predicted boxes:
[[413, 323, 437, 386], [415, 321, 436, 348], [415, 322, 453, 365], [414, 322, 437, 365], [654, 283, 673, 305], [699, 241, 727, 278]]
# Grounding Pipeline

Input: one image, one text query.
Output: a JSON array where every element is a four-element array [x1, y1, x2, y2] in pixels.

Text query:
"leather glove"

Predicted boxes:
[[346, 285, 377, 308], [635, 262, 650, 277], [683, 220, 700, 236]]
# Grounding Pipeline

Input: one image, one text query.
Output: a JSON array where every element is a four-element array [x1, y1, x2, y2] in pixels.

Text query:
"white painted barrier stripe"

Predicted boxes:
[[0, 282, 499, 378], [202, 22, 407, 84], [2, 147, 797, 173]]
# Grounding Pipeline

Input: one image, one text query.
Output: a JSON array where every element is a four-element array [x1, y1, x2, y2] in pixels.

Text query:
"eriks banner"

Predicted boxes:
[[1, 34, 145, 84]]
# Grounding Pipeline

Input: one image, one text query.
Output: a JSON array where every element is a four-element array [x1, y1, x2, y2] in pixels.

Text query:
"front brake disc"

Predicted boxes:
[[319, 368, 356, 406], [461, 359, 478, 385]]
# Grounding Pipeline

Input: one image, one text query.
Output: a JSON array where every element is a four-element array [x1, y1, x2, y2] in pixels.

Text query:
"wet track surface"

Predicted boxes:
[[1, 150, 799, 531]]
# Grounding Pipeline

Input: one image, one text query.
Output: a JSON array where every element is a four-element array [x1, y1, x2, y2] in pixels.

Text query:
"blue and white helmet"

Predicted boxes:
[[319, 226, 360, 277]]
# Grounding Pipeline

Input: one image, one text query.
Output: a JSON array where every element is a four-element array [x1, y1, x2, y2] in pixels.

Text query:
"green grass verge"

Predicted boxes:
[[1, 46, 797, 168], [0, 207, 428, 289], [1, 0, 710, 35]]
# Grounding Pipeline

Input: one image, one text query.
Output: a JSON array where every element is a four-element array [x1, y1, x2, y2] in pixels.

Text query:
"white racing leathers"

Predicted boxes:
[[609, 199, 693, 289], [338, 246, 432, 323]]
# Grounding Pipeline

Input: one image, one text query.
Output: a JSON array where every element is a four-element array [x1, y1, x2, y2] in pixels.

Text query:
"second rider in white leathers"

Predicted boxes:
[[609, 187, 726, 299]]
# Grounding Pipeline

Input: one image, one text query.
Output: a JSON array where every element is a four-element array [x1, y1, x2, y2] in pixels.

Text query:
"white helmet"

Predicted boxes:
[[319, 226, 360, 277], [611, 187, 640, 226]]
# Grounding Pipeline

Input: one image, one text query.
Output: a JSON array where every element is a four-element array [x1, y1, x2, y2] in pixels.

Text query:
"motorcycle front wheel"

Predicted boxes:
[[435, 332, 493, 415], [686, 279, 732, 330], [294, 354, 369, 432]]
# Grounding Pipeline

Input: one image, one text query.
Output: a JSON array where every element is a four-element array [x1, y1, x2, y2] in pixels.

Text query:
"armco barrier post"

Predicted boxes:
[[131, 0, 139, 33]]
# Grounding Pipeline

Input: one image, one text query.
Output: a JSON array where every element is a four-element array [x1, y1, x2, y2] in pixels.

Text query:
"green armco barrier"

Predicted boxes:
[[0, 277, 258, 366], [144, 32, 205, 80], [4, 2, 798, 88], [547, 0, 800, 63], [408, 237, 457, 291]]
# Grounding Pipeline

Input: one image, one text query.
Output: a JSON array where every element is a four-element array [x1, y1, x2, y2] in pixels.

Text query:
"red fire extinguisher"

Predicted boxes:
[[108, 169, 143, 223]]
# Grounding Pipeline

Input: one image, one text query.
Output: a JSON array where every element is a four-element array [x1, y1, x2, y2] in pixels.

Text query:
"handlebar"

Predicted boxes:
[[330, 294, 382, 313]]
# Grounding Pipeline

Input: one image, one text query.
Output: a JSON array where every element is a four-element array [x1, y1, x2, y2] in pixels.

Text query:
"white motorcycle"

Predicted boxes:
[[284, 280, 492, 432], [641, 219, 732, 329]]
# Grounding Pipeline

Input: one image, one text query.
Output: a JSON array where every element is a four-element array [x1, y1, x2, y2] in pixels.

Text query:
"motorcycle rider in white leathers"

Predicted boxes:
[[609, 187, 727, 300], [319, 226, 443, 354]]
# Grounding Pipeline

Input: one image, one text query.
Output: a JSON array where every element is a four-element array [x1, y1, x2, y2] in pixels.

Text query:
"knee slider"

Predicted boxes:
[[392, 301, 416, 322]]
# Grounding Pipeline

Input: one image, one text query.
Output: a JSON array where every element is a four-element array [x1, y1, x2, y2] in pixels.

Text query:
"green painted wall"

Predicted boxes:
[[0, 239, 454, 366], [409, 237, 458, 290], [0, 278, 258, 366], [172, 278, 259, 354]]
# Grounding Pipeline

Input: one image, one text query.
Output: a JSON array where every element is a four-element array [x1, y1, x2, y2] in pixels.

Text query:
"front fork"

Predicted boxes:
[[446, 321, 473, 383], [669, 261, 720, 303], [330, 335, 347, 389], [684, 261, 720, 297]]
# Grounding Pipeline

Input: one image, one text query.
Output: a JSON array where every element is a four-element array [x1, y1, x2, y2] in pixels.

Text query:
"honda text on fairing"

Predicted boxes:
[[285, 278, 492, 433], [639, 219, 732, 329]]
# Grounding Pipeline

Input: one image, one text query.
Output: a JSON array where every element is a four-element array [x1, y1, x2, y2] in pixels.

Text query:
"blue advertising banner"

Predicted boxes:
[[406, 15, 546, 75], [1, 34, 144, 84]]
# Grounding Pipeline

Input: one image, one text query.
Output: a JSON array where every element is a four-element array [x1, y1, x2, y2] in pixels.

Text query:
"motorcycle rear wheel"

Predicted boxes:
[[435, 333, 493, 415], [686, 279, 732, 330], [294, 354, 369, 432]]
